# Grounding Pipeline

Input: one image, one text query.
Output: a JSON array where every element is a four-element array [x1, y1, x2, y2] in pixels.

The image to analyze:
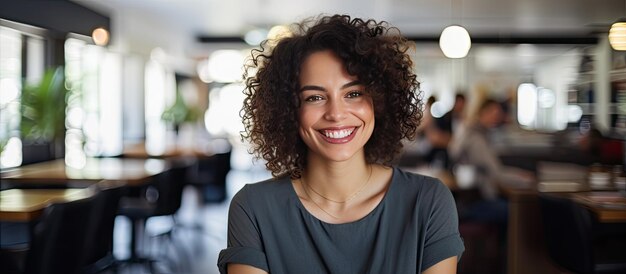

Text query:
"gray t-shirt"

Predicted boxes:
[[218, 167, 464, 274]]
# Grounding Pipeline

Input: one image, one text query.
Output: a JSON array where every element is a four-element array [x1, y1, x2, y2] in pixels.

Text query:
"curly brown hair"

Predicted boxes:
[[241, 14, 422, 178]]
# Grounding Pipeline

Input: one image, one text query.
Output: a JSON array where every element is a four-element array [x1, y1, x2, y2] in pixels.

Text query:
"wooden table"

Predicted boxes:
[[393, 166, 626, 274], [570, 191, 626, 222], [122, 142, 215, 159], [503, 184, 626, 274], [0, 158, 169, 187], [0, 188, 94, 221], [502, 185, 563, 274]]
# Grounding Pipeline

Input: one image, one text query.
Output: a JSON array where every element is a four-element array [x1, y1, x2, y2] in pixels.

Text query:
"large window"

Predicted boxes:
[[0, 26, 45, 168], [0, 27, 22, 168], [144, 56, 176, 156], [65, 37, 124, 168]]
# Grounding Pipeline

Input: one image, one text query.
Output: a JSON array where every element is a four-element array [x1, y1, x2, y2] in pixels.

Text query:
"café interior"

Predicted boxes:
[[1, 0, 625, 273]]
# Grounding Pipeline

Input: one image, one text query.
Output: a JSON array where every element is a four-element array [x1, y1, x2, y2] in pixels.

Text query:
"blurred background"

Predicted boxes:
[[0, 0, 625, 274]]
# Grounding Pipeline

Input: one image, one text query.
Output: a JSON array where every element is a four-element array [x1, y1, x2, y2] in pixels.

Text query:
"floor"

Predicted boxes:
[[112, 166, 272, 274]]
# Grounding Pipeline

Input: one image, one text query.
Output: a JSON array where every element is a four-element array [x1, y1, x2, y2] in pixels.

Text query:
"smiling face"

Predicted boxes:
[[297, 50, 375, 163]]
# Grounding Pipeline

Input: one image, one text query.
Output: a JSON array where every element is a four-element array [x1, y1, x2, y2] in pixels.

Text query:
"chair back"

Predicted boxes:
[[24, 194, 96, 274], [204, 151, 231, 186], [191, 151, 232, 202], [539, 194, 594, 274], [152, 161, 189, 216], [83, 182, 124, 269]]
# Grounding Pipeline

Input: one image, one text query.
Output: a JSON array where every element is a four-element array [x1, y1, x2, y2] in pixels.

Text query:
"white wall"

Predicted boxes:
[[107, 6, 197, 75], [534, 48, 581, 131]]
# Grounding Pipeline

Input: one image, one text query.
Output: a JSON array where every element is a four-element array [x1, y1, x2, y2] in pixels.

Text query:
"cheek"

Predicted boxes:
[[355, 100, 375, 120], [297, 107, 323, 139], [297, 107, 313, 128]]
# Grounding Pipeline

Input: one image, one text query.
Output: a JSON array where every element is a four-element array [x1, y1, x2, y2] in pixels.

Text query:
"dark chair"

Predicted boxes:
[[0, 194, 97, 274], [82, 181, 124, 274], [454, 188, 508, 274], [0, 222, 30, 274], [539, 194, 626, 274], [187, 151, 231, 203], [457, 221, 501, 274], [116, 159, 191, 272]]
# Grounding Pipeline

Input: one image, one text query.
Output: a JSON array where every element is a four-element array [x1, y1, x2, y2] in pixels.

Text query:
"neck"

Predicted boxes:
[[303, 153, 371, 201]]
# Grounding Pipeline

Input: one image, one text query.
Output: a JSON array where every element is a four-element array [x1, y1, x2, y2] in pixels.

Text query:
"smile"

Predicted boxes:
[[318, 127, 358, 144]]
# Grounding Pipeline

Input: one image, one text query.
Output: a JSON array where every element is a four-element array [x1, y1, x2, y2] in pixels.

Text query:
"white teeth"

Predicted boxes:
[[323, 128, 354, 139]]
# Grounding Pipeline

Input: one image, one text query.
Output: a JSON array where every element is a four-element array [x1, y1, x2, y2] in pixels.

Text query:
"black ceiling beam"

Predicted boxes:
[[197, 36, 246, 43], [0, 0, 110, 38]]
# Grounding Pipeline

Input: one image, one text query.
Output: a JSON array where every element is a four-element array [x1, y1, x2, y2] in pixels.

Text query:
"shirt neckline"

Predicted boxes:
[[288, 166, 397, 226]]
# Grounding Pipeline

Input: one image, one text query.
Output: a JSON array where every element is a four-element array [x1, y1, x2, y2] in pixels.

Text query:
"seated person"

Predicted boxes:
[[438, 93, 466, 138], [412, 95, 455, 170], [449, 98, 533, 222], [422, 96, 451, 168], [430, 93, 466, 170]]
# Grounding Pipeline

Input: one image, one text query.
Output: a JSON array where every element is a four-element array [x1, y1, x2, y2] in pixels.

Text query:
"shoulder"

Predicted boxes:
[[391, 167, 456, 209], [230, 176, 293, 209], [239, 176, 292, 193], [393, 167, 448, 194]]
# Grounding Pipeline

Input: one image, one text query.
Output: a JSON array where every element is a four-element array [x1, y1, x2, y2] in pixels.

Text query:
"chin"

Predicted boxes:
[[314, 148, 363, 163]]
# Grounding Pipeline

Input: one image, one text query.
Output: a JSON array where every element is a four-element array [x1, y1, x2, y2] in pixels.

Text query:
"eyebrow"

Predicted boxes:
[[299, 80, 361, 92]]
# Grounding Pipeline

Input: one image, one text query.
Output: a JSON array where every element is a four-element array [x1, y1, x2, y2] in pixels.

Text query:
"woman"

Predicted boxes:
[[449, 99, 534, 201], [218, 14, 464, 274], [449, 98, 534, 224]]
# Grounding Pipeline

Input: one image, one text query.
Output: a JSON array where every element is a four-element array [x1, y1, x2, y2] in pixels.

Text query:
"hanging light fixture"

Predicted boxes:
[[440, 0, 471, 58], [609, 19, 626, 51], [439, 25, 472, 58], [91, 27, 109, 46]]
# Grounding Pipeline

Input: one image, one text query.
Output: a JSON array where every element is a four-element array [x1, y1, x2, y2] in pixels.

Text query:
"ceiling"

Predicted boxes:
[[75, 0, 624, 38], [70, 0, 625, 96]]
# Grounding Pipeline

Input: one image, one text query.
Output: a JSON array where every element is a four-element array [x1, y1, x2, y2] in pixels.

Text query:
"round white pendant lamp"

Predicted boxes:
[[609, 20, 626, 51], [91, 27, 110, 46], [439, 25, 471, 58]]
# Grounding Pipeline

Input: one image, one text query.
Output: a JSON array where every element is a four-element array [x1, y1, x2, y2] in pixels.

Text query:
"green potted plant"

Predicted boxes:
[[161, 90, 201, 131], [20, 67, 68, 164]]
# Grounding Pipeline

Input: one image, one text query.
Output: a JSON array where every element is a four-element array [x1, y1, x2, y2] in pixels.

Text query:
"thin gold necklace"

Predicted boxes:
[[301, 179, 341, 219], [299, 165, 373, 219], [303, 165, 373, 203]]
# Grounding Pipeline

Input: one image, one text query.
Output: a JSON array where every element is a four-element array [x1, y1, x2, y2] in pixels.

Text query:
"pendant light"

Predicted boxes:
[[610, 1, 626, 51], [440, 0, 471, 58], [91, 27, 110, 46], [609, 19, 626, 51], [440, 25, 472, 58]]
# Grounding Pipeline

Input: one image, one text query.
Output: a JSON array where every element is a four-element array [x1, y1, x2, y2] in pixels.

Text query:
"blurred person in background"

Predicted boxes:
[[415, 95, 449, 169], [218, 14, 464, 274], [429, 93, 467, 170], [409, 93, 467, 170], [449, 98, 534, 223], [439, 93, 466, 137]]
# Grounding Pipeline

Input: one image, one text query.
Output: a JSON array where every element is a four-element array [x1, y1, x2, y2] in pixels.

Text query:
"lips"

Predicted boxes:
[[318, 127, 358, 144]]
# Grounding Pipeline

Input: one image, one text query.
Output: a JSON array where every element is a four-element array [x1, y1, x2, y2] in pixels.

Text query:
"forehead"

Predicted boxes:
[[299, 50, 357, 83]]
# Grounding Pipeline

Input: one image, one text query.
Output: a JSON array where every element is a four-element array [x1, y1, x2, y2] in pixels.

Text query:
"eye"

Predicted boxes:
[[304, 95, 324, 102], [346, 91, 364, 98]]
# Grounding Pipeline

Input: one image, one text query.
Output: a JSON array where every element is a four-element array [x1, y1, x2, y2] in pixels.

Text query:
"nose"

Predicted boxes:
[[323, 98, 347, 121]]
